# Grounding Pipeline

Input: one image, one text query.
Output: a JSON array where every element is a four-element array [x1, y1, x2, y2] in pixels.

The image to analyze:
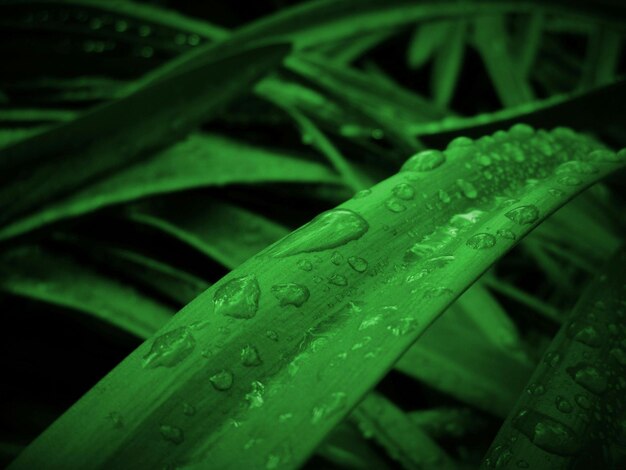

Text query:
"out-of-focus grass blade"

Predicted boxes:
[[0, 42, 290, 227], [0, 133, 340, 242], [407, 20, 452, 69], [532, 191, 621, 264], [227, 0, 626, 51], [0, 109, 77, 125], [408, 407, 487, 440], [9, 128, 626, 469], [314, 29, 397, 64], [317, 421, 393, 470], [127, 195, 290, 271], [431, 20, 467, 107], [579, 27, 622, 90], [513, 12, 545, 78], [0, 246, 172, 339], [481, 245, 626, 469], [52, 233, 210, 306], [472, 15, 534, 108], [351, 392, 455, 469], [395, 284, 533, 418], [277, 105, 370, 192], [414, 79, 626, 144]]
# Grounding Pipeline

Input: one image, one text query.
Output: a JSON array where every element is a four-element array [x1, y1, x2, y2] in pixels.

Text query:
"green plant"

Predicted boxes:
[[1, 1, 625, 469]]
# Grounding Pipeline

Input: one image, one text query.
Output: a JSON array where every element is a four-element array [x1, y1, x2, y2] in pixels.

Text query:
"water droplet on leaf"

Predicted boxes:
[[466, 233, 496, 250], [347, 256, 368, 273], [505, 205, 539, 225], [402, 150, 446, 172], [393, 183, 415, 200], [209, 370, 234, 391], [271, 283, 310, 307], [241, 344, 262, 366], [214, 275, 260, 319], [160, 425, 184, 445], [268, 209, 369, 257], [143, 327, 195, 369]]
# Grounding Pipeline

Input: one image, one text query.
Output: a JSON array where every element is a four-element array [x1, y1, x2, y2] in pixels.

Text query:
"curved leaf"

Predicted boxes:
[[8, 126, 626, 469]]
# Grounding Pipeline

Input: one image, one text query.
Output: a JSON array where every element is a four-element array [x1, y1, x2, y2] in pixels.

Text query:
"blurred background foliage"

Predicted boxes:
[[1, 0, 626, 468]]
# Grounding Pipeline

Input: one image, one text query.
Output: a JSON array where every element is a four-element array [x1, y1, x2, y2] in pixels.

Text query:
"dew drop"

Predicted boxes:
[[527, 383, 545, 396], [575, 394, 591, 410], [401, 149, 446, 172], [271, 283, 310, 307], [448, 136, 474, 148], [477, 154, 493, 167], [266, 330, 279, 341], [182, 402, 196, 416], [329, 274, 348, 286], [505, 205, 539, 225], [353, 188, 371, 199], [438, 189, 451, 203], [331, 251, 344, 265], [245, 381, 265, 409], [557, 175, 582, 186], [403, 243, 435, 263], [241, 344, 262, 367], [347, 256, 368, 273], [567, 321, 602, 348], [160, 425, 184, 445], [466, 233, 496, 250], [587, 149, 620, 163], [544, 351, 562, 367], [268, 209, 369, 257], [393, 183, 415, 200], [456, 179, 478, 199], [548, 188, 565, 198], [556, 161, 598, 175], [297, 259, 313, 272], [496, 229, 516, 240], [485, 444, 512, 468], [209, 370, 234, 391], [510, 123, 535, 137], [555, 396, 573, 413], [385, 198, 407, 213], [143, 327, 195, 369], [567, 363, 607, 395], [214, 275, 260, 319], [512, 409, 580, 456], [423, 286, 453, 299]]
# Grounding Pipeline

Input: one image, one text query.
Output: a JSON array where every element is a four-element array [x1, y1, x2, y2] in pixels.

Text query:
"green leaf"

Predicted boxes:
[[127, 195, 291, 270], [431, 20, 467, 107], [0, 133, 340, 242], [351, 392, 455, 469], [9, 127, 626, 469], [472, 15, 534, 107], [482, 244, 626, 469], [0, 245, 172, 338], [0, 42, 290, 228], [406, 20, 452, 69], [395, 283, 533, 418]]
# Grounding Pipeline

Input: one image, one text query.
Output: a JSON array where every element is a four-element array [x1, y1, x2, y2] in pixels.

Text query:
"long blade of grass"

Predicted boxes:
[[0, 246, 172, 338], [351, 392, 455, 469], [126, 195, 291, 270], [0, 133, 340, 242], [395, 284, 533, 418], [406, 20, 452, 69], [431, 20, 467, 107], [472, 15, 535, 107], [413, 79, 626, 144], [0, 41, 289, 227], [481, 244, 626, 469], [8, 127, 626, 469]]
